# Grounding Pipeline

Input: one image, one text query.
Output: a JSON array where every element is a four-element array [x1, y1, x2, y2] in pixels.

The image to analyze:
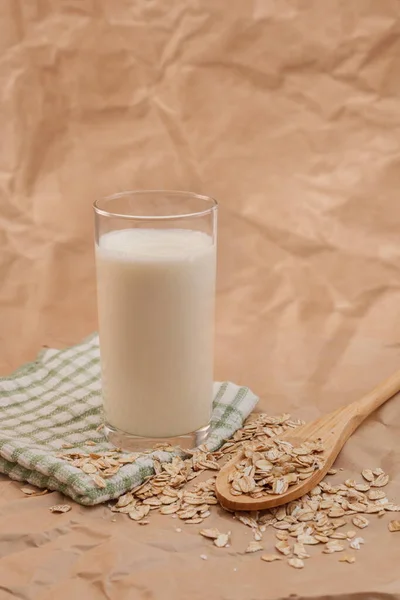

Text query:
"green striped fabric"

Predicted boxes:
[[0, 335, 258, 505]]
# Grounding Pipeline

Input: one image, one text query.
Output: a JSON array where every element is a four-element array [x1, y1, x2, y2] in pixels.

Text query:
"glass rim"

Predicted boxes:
[[93, 190, 218, 221]]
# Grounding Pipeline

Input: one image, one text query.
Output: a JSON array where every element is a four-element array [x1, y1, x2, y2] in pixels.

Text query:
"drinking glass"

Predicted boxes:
[[94, 191, 217, 450]]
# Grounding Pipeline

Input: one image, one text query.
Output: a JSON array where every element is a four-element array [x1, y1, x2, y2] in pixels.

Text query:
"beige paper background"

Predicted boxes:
[[0, 1, 400, 598]]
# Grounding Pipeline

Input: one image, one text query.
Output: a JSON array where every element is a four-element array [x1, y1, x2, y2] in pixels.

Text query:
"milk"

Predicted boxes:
[[95, 228, 216, 438]]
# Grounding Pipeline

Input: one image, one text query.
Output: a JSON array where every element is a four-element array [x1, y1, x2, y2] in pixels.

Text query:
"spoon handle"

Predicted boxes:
[[339, 367, 400, 435]]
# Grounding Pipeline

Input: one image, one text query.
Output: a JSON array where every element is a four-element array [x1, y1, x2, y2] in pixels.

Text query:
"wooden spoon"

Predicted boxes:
[[216, 368, 400, 512]]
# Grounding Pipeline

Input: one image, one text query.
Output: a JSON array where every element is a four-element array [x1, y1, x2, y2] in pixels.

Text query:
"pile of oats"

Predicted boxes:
[[219, 414, 304, 452], [107, 414, 303, 525], [56, 444, 143, 489], [25, 412, 399, 569], [110, 452, 219, 525], [227, 438, 325, 498]]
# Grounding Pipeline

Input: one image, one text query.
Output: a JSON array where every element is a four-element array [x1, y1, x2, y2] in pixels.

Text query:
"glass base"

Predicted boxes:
[[104, 422, 211, 452]]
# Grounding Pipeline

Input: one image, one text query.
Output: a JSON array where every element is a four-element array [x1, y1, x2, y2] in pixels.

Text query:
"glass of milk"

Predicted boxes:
[[94, 191, 217, 450]]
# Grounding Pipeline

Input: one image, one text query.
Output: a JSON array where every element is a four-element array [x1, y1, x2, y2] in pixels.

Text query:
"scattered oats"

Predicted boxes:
[[118, 454, 140, 464], [327, 469, 337, 475], [385, 504, 400, 512], [328, 508, 345, 518], [367, 489, 386, 501], [293, 543, 310, 559], [275, 540, 292, 555], [375, 497, 389, 506], [178, 509, 198, 520], [288, 558, 304, 569], [361, 469, 374, 482], [142, 497, 162, 507], [214, 533, 230, 548], [253, 530, 263, 542], [160, 495, 179, 505], [49, 504, 71, 513], [200, 554, 208, 560], [256, 459, 273, 471], [141, 505, 151, 518], [339, 554, 356, 564], [373, 468, 384, 476], [330, 532, 347, 540], [160, 504, 180, 515], [315, 535, 330, 543], [116, 493, 133, 508], [245, 541, 264, 553], [275, 507, 287, 521], [333, 520, 347, 532], [111, 502, 137, 514], [237, 514, 257, 528], [82, 463, 98, 474], [21, 487, 39, 495], [92, 474, 107, 488], [21, 487, 49, 497], [349, 537, 365, 550], [346, 530, 357, 539], [297, 511, 315, 522], [355, 483, 370, 492], [324, 541, 345, 553], [261, 554, 283, 562], [347, 502, 365, 512], [176, 528, 182, 533], [298, 535, 319, 545], [388, 520, 400, 532], [129, 506, 150, 521], [352, 516, 369, 529], [372, 474, 389, 488], [97, 411, 398, 571], [345, 479, 356, 488], [365, 505, 382, 514], [138, 520, 149, 525], [185, 517, 204, 524], [273, 521, 291, 530]]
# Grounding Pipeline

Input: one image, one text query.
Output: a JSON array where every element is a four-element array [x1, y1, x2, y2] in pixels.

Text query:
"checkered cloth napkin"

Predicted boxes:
[[0, 335, 258, 505]]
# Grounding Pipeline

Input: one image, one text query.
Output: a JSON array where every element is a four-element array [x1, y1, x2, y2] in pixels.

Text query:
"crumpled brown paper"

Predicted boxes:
[[1, 1, 400, 598]]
